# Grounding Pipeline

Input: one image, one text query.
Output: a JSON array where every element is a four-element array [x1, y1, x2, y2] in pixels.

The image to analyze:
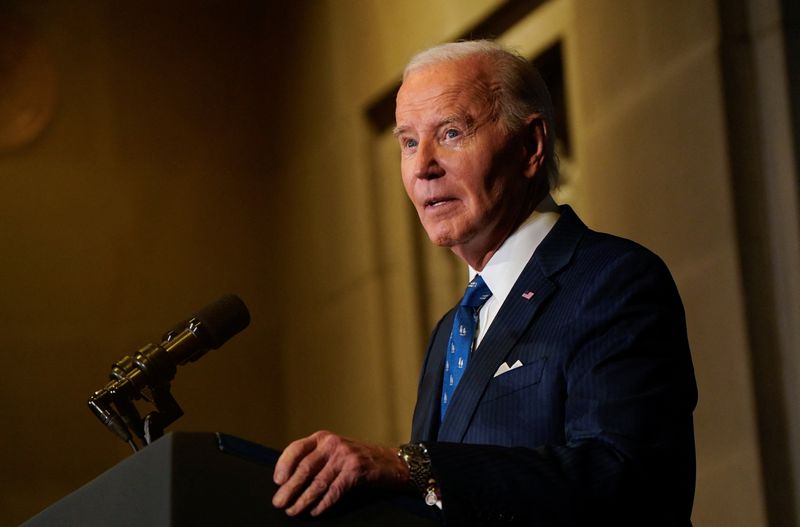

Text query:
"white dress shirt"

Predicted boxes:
[[469, 195, 560, 348]]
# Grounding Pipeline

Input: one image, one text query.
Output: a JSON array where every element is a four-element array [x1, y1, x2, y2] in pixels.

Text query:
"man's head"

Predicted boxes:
[[394, 40, 557, 269]]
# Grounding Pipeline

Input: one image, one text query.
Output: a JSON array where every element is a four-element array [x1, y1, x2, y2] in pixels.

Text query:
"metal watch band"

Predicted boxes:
[[397, 442, 433, 494]]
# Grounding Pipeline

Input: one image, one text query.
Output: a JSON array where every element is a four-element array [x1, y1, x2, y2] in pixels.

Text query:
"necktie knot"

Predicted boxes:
[[461, 275, 492, 308]]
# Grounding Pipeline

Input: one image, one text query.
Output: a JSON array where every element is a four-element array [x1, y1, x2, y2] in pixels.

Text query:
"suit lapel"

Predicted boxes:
[[436, 206, 587, 442], [436, 265, 555, 442], [411, 310, 454, 442]]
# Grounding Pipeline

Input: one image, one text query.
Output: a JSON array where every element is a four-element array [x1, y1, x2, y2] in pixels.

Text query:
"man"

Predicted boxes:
[[272, 40, 697, 526]]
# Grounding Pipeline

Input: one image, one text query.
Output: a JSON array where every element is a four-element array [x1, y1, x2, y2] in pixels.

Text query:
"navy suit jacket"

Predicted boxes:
[[410, 207, 697, 526]]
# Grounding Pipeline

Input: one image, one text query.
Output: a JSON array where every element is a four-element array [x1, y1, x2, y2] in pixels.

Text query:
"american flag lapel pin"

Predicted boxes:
[[521, 291, 534, 300]]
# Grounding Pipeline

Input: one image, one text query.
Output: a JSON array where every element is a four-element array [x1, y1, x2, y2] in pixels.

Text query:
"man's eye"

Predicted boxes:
[[404, 138, 418, 149], [445, 129, 460, 139]]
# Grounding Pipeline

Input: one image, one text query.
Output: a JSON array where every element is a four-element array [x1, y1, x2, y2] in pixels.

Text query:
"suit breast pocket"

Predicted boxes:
[[482, 357, 547, 402]]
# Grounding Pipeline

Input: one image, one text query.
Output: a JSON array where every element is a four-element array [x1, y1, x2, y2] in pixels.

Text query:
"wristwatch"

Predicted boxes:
[[397, 443, 441, 506]]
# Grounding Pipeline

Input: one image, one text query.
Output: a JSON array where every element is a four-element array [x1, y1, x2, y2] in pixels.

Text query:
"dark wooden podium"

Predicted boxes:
[[22, 432, 441, 526]]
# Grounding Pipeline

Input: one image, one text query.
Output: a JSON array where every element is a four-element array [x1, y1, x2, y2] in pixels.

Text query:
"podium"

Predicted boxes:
[[22, 432, 441, 526]]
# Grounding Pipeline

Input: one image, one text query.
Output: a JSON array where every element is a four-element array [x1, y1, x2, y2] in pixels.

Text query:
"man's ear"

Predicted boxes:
[[522, 113, 547, 180]]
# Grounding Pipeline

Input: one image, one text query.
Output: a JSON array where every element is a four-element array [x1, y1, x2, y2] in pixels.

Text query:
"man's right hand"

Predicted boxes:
[[271, 430, 410, 517]]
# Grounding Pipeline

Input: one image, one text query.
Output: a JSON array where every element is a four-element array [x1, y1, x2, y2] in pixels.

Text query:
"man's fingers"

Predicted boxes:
[[273, 435, 319, 485], [310, 471, 350, 517], [286, 464, 341, 516], [271, 431, 402, 517], [272, 449, 326, 509]]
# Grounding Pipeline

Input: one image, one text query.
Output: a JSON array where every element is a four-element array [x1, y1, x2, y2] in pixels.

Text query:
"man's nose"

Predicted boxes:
[[413, 140, 445, 180]]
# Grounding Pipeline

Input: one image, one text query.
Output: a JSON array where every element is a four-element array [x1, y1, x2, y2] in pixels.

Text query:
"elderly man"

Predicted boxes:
[[272, 40, 697, 526]]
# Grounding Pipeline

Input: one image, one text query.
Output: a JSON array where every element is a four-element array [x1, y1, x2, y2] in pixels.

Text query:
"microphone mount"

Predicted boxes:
[[88, 295, 250, 450]]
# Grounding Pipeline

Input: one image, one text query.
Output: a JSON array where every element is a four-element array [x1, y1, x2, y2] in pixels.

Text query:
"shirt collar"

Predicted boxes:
[[468, 194, 560, 307]]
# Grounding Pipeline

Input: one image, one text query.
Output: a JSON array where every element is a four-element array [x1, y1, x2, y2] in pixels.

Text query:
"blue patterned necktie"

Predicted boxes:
[[441, 275, 492, 421]]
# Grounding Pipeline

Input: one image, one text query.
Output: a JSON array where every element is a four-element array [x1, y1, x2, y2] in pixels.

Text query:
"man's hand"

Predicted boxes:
[[271, 430, 410, 517]]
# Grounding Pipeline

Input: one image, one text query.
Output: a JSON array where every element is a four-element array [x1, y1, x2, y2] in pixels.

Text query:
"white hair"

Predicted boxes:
[[403, 40, 559, 189]]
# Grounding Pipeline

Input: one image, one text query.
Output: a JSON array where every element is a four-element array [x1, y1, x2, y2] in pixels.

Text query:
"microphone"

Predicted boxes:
[[159, 293, 251, 365], [88, 294, 250, 447]]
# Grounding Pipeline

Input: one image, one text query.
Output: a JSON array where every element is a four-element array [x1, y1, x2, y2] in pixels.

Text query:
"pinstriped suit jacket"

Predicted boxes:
[[410, 206, 697, 526]]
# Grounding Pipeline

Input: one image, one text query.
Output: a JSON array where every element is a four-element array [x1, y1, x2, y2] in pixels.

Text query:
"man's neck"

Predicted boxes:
[[453, 234, 509, 272], [453, 193, 555, 271]]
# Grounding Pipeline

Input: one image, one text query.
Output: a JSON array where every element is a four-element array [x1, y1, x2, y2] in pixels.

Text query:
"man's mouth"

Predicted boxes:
[[424, 197, 456, 208]]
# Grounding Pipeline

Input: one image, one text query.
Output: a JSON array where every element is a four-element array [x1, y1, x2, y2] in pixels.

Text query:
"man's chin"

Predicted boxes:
[[423, 228, 462, 248], [428, 236, 455, 248], [420, 219, 476, 249]]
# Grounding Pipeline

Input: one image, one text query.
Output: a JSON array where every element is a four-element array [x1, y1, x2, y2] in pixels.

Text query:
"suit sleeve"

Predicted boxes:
[[423, 248, 697, 526]]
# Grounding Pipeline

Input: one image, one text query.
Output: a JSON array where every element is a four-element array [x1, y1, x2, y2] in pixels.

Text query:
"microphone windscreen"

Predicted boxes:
[[194, 294, 251, 349]]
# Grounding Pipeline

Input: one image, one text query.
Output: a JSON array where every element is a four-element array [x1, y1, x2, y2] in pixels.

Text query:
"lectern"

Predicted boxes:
[[22, 432, 440, 526]]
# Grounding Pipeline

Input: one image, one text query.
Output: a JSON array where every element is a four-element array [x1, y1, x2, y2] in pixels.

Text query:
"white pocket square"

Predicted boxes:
[[493, 359, 523, 378]]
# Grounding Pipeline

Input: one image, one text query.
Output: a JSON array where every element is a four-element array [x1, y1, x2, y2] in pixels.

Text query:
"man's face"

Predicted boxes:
[[394, 58, 534, 264]]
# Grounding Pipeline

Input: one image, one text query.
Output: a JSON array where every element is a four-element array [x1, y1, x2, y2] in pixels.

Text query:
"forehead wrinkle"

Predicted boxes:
[[395, 59, 498, 135], [396, 90, 489, 134], [394, 109, 477, 140]]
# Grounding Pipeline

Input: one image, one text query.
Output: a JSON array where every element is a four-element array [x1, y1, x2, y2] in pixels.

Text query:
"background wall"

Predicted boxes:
[[0, 0, 290, 520], [0, 1, 797, 525]]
